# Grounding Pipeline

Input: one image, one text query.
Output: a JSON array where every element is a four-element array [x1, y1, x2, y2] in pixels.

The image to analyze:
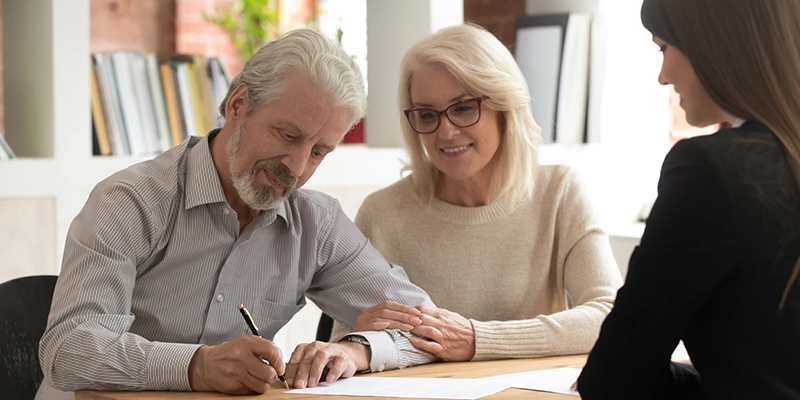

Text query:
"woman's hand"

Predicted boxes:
[[409, 306, 475, 361], [353, 301, 423, 332]]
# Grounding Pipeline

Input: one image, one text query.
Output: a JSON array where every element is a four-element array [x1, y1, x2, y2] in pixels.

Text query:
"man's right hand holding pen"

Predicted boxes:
[[187, 335, 286, 394], [186, 333, 372, 393], [186, 303, 372, 394]]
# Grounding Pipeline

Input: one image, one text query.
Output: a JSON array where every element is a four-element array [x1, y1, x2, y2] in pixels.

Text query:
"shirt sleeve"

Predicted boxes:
[[471, 169, 623, 360], [307, 204, 439, 371], [39, 180, 200, 392], [578, 139, 739, 399]]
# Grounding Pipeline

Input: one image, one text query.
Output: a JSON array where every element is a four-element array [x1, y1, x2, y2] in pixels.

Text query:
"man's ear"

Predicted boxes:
[[225, 84, 248, 125]]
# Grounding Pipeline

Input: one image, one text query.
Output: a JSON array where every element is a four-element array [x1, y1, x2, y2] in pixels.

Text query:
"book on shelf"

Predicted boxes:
[[89, 62, 112, 156], [93, 53, 131, 156], [90, 51, 231, 156], [160, 63, 184, 147]]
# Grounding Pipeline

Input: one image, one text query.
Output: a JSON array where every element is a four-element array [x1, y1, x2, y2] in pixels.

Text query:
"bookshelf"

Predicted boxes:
[[0, 0, 156, 282]]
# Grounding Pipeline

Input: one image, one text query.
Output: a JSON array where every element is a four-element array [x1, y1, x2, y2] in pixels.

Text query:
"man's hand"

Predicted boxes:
[[408, 305, 476, 361], [188, 335, 285, 394], [285, 341, 369, 388], [353, 301, 423, 331]]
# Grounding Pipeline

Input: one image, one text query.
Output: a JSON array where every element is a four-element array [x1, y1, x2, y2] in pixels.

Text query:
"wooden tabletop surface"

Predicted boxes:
[[76, 354, 587, 399]]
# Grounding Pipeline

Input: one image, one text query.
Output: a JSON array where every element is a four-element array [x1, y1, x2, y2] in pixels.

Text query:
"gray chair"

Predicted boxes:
[[0, 275, 58, 400]]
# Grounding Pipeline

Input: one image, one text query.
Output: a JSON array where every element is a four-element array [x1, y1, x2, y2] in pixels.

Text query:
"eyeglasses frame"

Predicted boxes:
[[403, 97, 485, 134]]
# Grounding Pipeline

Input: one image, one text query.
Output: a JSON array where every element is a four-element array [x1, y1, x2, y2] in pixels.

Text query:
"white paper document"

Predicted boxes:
[[287, 376, 505, 399], [479, 367, 581, 397]]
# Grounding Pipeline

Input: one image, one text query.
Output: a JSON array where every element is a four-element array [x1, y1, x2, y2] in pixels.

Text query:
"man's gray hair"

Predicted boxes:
[[219, 29, 366, 129]]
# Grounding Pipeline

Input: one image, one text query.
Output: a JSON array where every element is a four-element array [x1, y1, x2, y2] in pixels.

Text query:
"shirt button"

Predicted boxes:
[[223, 209, 231, 215], [216, 293, 224, 302]]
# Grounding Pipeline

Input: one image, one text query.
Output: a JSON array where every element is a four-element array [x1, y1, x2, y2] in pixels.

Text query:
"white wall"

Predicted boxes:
[[524, 0, 671, 271], [366, 0, 463, 147]]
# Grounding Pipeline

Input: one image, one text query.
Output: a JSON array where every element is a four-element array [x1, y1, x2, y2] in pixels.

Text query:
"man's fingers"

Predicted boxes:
[[240, 369, 271, 394], [288, 344, 306, 365], [256, 346, 285, 376], [324, 355, 354, 383], [305, 350, 334, 387], [284, 362, 299, 387], [292, 357, 312, 389]]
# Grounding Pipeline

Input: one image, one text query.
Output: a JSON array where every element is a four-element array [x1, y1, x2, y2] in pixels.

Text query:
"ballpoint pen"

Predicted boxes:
[[238, 304, 290, 389]]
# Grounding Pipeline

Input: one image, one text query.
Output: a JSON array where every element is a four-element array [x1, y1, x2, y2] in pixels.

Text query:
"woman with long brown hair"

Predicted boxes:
[[578, 0, 800, 398]]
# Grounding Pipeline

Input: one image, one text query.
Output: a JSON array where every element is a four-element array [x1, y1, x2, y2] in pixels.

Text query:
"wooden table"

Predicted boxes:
[[76, 354, 587, 399]]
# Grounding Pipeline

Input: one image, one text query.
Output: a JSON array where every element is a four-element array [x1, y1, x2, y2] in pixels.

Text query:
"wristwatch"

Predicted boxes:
[[339, 335, 372, 373]]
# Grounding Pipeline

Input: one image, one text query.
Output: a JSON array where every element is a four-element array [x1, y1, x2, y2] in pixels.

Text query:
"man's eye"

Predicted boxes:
[[283, 132, 297, 140]]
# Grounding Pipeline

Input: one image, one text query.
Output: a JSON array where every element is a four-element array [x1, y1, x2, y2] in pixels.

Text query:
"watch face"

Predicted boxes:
[[344, 336, 370, 346]]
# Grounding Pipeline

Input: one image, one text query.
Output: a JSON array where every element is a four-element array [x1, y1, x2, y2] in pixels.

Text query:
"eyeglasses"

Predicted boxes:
[[404, 97, 484, 134]]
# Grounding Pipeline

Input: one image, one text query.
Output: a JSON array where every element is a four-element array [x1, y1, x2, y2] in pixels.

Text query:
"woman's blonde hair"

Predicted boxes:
[[642, 0, 800, 310], [398, 23, 542, 203]]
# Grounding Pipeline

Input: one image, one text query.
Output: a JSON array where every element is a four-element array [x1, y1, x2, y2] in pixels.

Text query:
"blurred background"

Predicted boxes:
[[0, 0, 713, 356]]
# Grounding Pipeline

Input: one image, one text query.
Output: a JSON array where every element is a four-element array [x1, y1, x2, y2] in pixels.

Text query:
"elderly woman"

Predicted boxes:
[[332, 23, 622, 362]]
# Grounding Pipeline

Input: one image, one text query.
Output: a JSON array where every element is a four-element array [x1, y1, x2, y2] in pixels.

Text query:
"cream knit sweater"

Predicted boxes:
[[340, 165, 622, 360]]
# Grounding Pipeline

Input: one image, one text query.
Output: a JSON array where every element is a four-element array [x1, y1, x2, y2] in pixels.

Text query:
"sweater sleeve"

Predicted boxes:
[[471, 170, 623, 360]]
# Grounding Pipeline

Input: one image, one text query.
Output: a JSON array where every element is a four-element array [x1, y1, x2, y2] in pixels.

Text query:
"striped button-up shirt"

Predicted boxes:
[[37, 133, 435, 398]]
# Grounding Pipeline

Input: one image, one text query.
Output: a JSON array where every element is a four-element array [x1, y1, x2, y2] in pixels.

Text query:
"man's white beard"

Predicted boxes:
[[227, 124, 298, 210]]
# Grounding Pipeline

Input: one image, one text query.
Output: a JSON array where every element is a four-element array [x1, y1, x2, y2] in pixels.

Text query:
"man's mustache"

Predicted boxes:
[[255, 160, 297, 189]]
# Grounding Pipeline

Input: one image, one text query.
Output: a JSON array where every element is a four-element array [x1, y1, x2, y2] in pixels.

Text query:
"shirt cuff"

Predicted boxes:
[[349, 330, 398, 372], [145, 342, 202, 390]]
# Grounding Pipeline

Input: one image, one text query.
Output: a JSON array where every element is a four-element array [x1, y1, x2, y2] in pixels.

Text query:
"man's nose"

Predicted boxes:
[[281, 151, 308, 179]]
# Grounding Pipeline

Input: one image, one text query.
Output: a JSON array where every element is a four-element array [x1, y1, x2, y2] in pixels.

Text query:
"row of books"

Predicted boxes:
[[90, 52, 230, 156], [0, 134, 15, 160]]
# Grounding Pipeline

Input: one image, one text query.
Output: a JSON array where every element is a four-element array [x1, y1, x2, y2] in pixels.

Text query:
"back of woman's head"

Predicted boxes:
[[398, 23, 541, 203], [642, 0, 800, 310]]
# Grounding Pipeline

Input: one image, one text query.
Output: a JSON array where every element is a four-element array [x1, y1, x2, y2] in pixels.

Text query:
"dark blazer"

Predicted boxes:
[[578, 121, 800, 399]]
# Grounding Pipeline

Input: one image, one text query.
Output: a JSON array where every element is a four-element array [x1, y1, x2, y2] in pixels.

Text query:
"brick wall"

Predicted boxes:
[[464, 0, 526, 50], [175, 0, 316, 79], [91, 0, 176, 59], [175, 0, 244, 77]]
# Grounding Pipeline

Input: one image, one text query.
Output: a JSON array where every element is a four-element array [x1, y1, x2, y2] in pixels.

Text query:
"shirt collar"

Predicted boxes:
[[184, 130, 291, 225], [731, 118, 746, 128], [185, 131, 228, 209]]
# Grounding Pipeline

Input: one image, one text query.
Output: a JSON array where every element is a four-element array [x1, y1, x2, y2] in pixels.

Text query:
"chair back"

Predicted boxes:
[[0, 275, 58, 400], [316, 312, 334, 342]]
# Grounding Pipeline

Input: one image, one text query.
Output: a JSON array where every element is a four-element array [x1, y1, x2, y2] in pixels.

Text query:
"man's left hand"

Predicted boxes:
[[285, 341, 369, 388], [408, 306, 476, 361]]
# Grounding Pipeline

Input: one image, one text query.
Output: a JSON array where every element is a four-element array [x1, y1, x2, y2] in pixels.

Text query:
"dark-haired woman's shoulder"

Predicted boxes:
[[677, 121, 781, 168]]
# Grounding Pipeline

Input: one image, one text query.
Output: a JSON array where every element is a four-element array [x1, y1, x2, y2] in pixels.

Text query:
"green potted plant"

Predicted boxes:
[[205, 0, 279, 60]]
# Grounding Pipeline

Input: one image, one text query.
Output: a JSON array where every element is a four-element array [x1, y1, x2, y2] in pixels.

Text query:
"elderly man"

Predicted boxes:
[[36, 29, 435, 399]]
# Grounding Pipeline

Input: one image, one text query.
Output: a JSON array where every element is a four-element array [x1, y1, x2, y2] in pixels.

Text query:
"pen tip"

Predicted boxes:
[[283, 381, 290, 389], [237, 304, 244, 310]]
